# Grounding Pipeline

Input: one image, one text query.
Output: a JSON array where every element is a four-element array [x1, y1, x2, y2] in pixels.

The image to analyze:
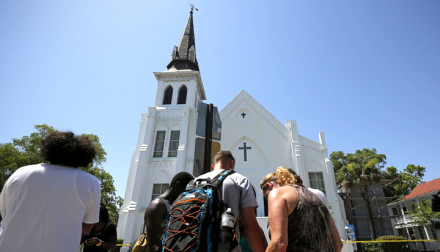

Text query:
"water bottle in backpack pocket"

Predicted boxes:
[[218, 208, 235, 252]]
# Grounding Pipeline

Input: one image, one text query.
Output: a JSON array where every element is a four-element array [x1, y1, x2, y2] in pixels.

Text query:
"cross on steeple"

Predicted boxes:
[[167, 5, 199, 71], [239, 142, 252, 161], [189, 4, 198, 12]]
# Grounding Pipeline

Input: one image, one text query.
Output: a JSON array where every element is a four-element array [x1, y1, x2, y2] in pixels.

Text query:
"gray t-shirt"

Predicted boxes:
[[196, 169, 258, 250]]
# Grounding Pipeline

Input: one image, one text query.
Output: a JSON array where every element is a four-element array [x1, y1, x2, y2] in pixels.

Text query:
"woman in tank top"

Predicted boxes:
[[261, 167, 343, 252]]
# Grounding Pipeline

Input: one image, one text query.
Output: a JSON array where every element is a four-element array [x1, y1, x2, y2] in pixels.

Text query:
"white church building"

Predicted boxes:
[[117, 10, 349, 245]]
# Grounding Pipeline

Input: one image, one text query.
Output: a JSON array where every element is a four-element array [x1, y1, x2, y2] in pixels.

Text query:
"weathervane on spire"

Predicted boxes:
[[190, 4, 198, 13]]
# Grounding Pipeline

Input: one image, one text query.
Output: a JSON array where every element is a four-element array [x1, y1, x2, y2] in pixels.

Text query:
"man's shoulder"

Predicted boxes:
[[196, 169, 249, 180], [225, 171, 251, 185], [228, 171, 248, 179], [6, 164, 44, 182], [196, 170, 222, 179], [74, 168, 100, 186], [145, 197, 167, 213], [15, 163, 43, 173], [24, 163, 98, 183]]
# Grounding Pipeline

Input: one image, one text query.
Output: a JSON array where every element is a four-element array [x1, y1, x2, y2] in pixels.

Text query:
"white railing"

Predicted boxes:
[[391, 214, 414, 226]]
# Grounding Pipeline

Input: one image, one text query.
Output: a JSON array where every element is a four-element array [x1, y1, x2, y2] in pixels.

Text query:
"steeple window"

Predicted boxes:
[[177, 85, 187, 104], [163, 86, 173, 105], [153, 131, 166, 157], [168, 131, 180, 157]]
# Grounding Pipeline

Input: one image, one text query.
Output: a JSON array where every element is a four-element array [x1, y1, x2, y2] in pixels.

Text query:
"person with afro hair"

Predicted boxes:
[[0, 131, 101, 252]]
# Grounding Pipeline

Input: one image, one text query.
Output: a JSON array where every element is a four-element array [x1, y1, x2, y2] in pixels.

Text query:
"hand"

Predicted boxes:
[[96, 239, 103, 247], [85, 237, 101, 246], [85, 238, 96, 246]]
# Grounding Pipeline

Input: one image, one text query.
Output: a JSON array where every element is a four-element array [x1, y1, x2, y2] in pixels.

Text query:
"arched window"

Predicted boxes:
[[163, 86, 173, 105], [177, 85, 187, 104]]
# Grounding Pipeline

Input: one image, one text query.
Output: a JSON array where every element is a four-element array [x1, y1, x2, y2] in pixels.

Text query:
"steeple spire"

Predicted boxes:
[[167, 8, 199, 71]]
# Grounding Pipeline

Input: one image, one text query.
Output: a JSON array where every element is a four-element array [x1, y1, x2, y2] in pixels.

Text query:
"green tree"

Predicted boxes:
[[383, 164, 425, 201], [0, 124, 122, 223], [329, 150, 346, 175], [330, 148, 386, 240], [408, 199, 440, 251], [408, 200, 440, 227]]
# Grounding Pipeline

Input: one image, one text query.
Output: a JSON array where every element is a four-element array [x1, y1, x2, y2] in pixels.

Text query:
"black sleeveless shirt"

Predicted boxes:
[[286, 185, 335, 252]]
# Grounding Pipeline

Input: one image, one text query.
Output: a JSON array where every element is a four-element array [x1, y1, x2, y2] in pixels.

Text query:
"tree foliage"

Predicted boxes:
[[0, 124, 122, 223], [331, 148, 386, 187], [383, 164, 425, 201], [331, 148, 428, 240], [330, 148, 387, 240], [408, 200, 440, 227]]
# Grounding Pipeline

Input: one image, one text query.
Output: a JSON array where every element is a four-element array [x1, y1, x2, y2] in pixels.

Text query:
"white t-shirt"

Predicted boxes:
[[307, 187, 329, 208], [0, 163, 101, 252]]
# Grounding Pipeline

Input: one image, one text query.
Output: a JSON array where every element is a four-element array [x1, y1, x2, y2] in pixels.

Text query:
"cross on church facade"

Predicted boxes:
[[241, 112, 246, 118], [238, 142, 251, 161]]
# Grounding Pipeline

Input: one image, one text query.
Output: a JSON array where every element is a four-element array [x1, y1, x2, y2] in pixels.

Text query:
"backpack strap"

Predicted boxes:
[[156, 196, 171, 213], [208, 169, 235, 188], [187, 169, 235, 192]]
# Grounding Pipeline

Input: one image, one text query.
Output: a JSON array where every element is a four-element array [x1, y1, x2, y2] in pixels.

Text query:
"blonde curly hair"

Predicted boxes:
[[260, 166, 296, 192]]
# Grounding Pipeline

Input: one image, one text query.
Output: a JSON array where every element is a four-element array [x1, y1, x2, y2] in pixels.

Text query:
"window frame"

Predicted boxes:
[[151, 183, 169, 201], [163, 86, 173, 105], [168, 131, 180, 157], [177, 85, 187, 105], [153, 131, 166, 157], [308, 172, 326, 195]]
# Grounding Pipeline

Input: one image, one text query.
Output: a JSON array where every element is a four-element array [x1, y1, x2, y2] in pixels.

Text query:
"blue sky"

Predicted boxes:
[[1, 1, 439, 198]]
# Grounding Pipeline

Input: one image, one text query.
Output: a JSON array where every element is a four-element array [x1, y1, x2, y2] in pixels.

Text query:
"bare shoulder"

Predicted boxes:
[[145, 197, 166, 215], [269, 186, 297, 199], [268, 186, 298, 214]]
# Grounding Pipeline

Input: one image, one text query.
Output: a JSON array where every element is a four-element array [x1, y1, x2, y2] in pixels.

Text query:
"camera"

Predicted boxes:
[[430, 192, 440, 229]]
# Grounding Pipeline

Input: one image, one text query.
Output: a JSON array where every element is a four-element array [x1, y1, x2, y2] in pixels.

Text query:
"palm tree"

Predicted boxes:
[[336, 148, 386, 240]]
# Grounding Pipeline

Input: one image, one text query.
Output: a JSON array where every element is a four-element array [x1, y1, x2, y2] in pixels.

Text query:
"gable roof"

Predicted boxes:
[[403, 177, 440, 200], [220, 90, 290, 140]]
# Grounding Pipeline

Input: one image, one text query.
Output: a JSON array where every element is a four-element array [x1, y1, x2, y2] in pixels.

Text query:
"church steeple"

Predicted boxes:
[[167, 8, 199, 71]]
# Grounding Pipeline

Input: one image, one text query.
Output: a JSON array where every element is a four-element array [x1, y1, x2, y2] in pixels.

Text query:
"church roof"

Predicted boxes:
[[167, 10, 199, 71], [403, 177, 440, 200], [220, 90, 291, 141]]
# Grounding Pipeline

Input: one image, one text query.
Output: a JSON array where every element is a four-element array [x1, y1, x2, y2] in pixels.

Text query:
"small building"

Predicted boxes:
[[387, 178, 440, 251]]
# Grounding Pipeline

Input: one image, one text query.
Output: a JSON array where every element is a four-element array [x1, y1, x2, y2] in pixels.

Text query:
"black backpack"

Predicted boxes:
[[161, 169, 234, 252]]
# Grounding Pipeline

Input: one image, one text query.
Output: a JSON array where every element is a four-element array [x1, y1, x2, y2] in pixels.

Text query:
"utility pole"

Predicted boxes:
[[203, 103, 213, 174]]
